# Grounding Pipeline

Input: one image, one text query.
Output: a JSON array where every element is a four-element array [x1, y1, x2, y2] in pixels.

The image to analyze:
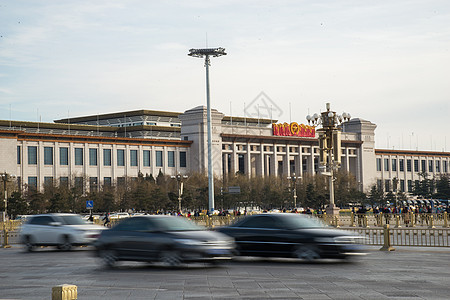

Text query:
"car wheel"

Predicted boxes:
[[24, 236, 34, 252], [58, 236, 72, 251], [99, 249, 118, 268], [159, 250, 182, 267], [294, 244, 321, 262]]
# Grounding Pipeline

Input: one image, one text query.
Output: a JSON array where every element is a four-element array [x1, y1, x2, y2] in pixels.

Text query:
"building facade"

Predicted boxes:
[[0, 106, 448, 195], [375, 149, 450, 194]]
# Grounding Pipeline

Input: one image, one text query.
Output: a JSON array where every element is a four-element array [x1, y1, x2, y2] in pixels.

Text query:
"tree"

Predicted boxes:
[[434, 174, 450, 199], [7, 191, 27, 218], [367, 184, 384, 208]]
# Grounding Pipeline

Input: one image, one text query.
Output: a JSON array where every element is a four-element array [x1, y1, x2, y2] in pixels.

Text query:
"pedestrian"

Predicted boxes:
[[102, 212, 110, 227]]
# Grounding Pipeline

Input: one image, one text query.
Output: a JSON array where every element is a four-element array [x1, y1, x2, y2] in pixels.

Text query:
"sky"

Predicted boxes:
[[0, 0, 449, 151]]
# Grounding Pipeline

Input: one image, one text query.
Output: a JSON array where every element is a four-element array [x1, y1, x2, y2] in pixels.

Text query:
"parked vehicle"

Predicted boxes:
[[216, 213, 366, 261], [20, 213, 106, 251], [93, 215, 235, 267]]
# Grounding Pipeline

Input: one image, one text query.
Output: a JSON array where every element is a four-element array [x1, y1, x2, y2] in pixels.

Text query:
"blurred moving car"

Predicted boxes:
[[93, 215, 235, 267], [20, 213, 106, 251], [216, 213, 366, 261]]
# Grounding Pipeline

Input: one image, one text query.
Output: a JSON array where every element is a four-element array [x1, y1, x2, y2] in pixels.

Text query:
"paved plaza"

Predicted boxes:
[[0, 245, 449, 299]]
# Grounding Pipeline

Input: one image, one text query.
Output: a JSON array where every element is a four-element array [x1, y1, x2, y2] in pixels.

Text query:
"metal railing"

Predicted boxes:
[[2, 213, 449, 249]]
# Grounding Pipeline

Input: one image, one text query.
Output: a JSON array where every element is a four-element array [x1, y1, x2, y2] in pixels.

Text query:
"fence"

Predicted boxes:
[[343, 226, 450, 248], [2, 213, 450, 249]]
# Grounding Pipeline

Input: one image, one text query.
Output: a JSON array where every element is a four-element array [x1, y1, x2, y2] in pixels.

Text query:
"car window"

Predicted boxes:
[[281, 215, 325, 229], [114, 217, 154, 232], [58, 215, 87, 225], [236, 216, 280, 229], [28, 216, 55, 226], [153, 217, 203, 231]]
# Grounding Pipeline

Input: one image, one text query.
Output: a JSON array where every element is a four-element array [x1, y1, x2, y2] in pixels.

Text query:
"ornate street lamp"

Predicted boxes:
[[171, 173, 188, 213], [1, 172, 15, 221], [306, 103, 351, 215], [1, 172, 15, 248], [287, 173, 300, 208], [188, 47, 226, 213]]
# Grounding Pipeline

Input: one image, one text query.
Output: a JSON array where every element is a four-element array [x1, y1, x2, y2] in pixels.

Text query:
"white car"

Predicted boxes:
[[109, 212, 130, 219], [20, 213, 106, 251]]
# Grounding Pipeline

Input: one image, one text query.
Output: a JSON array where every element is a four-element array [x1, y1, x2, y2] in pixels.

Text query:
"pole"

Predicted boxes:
[[329, 147, 335, 208], [178, 176, 182, 213], [3, 174, 6, 221], [205, 55, 215, 213]]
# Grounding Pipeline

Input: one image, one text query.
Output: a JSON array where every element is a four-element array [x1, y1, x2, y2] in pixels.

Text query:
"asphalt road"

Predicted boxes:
[[0, 245, 449, 300]]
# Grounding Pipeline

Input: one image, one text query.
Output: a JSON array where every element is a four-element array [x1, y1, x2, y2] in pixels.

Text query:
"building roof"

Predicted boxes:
[[375, 149, 450, 157], [54, 109, 182, 123]]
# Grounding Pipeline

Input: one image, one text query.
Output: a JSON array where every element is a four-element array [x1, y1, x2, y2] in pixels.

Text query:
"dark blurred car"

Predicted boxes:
[[20, 213, 105, 251], [216, 213, 366, 261], [93, 215, 235, 267]]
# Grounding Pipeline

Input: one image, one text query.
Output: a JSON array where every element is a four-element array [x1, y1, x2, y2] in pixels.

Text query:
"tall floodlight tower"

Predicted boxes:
[[188, 47, 227, 213]]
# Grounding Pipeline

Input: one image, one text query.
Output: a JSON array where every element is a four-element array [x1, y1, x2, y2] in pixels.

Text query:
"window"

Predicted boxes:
[[168, 151, 175, 167], [103, 149, 111, 166], [428, 160, 433, 173], [60, 147, 69, 165], [89, 177, 98, 192], [44, 176, 53, 187], [44, 147, 53, 165], [400, 179, 405, 192], [89, 149, 98, 166], [384, 158, 389, 171], [114, 218, 155, 232], [130, 150, 138, 166], [180, 151, 187, 168], [399, 159, 404, 172], [421, 160, 426, 172], [376, 179, 383, 190], [238, 216, 281, 229], [28, 176, 37, 190], [407, 180, 412, 192], [75, 177, 83, 190], [117, 177, 125, 186], [143, 150, 150, 167], [117, 149, 125, 166], [392, 159, 397, 172], [60, 177, 69, 187], [75, 148, 83, 165], [104, 177, 112, 186], [28, 146, 37, 165], [156, 151, 163, 167], [444, 161, 448, 173], [436, 160, 440, 172], [407, 159, 412, 172], [414, 160, 419, 172], [17, 146, 21, 164], [384, 179, 390, 192], [29, 216, 54, 226], [376, 158, 382, 171]]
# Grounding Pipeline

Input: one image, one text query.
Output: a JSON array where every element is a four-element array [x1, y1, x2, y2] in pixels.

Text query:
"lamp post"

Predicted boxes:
[[1, 172, 15, 221], [287, 173, 300, 208], [171, 173, 188, 213], [188, 47, 226, 213], [306, 103, 351, 215], [1, 172, 14, 248]]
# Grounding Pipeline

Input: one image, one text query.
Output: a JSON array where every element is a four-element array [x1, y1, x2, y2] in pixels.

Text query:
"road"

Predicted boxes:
[[0, 245, 449, 299]]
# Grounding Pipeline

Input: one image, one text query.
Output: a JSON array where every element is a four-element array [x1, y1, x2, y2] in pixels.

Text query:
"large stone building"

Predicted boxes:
[[0, 106, 448, 195]]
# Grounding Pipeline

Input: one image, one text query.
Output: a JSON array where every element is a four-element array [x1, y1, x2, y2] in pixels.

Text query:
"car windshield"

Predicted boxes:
[[155, 217, 203, 231], [59, 215, 88, 225], [280, 215, 326, 229]]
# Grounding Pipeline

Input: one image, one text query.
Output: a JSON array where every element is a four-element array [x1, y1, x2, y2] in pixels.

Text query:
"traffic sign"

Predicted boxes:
[[86, 200, 94, 209]]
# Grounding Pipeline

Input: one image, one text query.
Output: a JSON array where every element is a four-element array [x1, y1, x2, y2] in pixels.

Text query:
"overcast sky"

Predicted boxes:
[[1, 0, 449, 151]]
